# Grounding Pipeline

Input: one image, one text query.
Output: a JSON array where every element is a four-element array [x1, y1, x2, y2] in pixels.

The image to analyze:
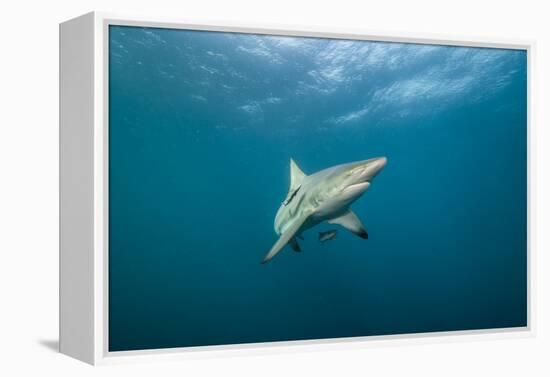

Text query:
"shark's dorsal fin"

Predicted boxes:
[[290, 158, 306, 192]]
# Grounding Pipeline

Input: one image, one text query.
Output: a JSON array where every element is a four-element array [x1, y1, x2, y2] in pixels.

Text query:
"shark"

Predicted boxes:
[[261, 157, 387, 264]]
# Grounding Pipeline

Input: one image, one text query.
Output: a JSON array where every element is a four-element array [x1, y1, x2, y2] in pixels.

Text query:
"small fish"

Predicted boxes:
[[318, 229, 338, 243]]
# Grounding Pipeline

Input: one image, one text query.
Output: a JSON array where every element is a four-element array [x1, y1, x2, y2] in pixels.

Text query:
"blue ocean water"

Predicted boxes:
[[108, 25, 527, 351]]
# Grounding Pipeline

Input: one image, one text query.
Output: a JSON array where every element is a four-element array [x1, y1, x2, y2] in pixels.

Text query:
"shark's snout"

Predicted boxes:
[[358, 156, 387, 182], [339, 157, 387, 200], [370, 157, 387, 175]]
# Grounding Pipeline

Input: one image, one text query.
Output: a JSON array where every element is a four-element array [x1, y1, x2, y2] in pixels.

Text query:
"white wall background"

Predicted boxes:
[[0, 0, 548, 375]]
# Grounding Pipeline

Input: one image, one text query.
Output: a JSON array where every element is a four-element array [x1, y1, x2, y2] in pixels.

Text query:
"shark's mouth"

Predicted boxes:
[[342, 182, 370, 196]]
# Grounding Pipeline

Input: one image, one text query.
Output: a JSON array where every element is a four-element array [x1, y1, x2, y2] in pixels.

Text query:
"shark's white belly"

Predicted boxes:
[[275, 196, 351, 236]]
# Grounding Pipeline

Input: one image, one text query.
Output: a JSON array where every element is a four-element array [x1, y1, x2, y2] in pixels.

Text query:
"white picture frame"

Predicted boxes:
[[59, 11, 535, 365]]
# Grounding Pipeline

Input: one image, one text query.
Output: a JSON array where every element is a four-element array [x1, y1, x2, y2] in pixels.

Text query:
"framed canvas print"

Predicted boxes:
[[59, 12, 533, 365]]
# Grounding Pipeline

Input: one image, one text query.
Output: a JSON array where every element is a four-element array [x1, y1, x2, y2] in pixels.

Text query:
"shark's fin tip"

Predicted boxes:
[[289, 238, 301, 252], [329, 210, 368, 240]]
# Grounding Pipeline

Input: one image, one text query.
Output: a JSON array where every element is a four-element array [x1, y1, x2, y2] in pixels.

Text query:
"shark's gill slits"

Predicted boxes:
[[282, 186, 301, 206]]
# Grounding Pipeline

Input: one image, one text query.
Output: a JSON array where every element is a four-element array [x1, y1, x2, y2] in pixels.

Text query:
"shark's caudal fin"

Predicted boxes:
[[262, 213, 309, 264], [329, 210, 368, 239]]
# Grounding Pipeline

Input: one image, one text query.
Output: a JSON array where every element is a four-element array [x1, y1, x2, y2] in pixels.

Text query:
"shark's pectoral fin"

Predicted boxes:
[[289, 238, 301, 252], [261, 213, 309, 264], [328, 210, 368, 239]]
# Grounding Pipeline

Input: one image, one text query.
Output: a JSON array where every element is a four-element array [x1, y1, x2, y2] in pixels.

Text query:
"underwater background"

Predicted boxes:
[[108, 25, 527, 352]]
